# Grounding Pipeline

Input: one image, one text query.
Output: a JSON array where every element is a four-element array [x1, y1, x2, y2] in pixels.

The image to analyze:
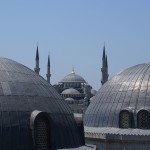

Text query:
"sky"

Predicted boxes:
[[0, 0, 150, 90]]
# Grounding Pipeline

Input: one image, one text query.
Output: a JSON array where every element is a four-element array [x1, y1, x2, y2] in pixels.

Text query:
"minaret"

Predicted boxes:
[[101, 44, 109, 85], [105, 54, 108, 77], [34, 45, 40, 74], [46, 55, 51, 83]]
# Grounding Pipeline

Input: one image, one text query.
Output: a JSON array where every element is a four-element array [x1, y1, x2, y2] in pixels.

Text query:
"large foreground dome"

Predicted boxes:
[[0, 58, 84, 150], [84, 62, 150, 127], [84, 63, 150, 150]]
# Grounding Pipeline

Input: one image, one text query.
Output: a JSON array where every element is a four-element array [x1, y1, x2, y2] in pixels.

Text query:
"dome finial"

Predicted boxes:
[[71, 66, 75, 74]]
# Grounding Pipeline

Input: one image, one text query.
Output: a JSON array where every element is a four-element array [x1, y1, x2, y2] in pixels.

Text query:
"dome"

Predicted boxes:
[[84, 63, 150, 127], [60, 71, 86, 83], [65, 97, 74, 101], [62, 88, 80, 95], [0, 58, 83, 149]]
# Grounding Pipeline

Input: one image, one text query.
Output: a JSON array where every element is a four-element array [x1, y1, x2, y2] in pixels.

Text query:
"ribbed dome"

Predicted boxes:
[[0, 57, 83, 149], [62, 88, 80, 95], [84, 63, 150, 127], [60, 71, 86, 83]]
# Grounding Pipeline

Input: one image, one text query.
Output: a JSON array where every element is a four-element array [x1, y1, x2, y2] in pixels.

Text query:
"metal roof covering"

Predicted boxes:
[[58, 144, 96, 150], [0, 57, 83, 149], [84, 63, 150, 127], [60, 71, 86, 83], [85, 126, 150, 139], [62, 88, 81, 95]]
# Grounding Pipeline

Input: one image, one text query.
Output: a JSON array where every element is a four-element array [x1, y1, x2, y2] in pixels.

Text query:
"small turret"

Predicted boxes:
[[34, 45, 40, 74], [46, 55, 51, 83]]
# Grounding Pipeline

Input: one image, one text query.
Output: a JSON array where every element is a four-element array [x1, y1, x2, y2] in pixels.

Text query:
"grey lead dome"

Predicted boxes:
[[60, 72, 86, 83], [61, 88, 81, 95], [0, 58, 83, 150], [84, 63, 150, 127]]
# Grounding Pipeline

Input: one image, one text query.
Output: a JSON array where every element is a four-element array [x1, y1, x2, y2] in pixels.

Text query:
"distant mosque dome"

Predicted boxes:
[[61, 88, 84, 100], [0, 57, 84, 150], [65, 97, 74, 101], [60, 69, 86, 83], [62, 88, 81, 95]]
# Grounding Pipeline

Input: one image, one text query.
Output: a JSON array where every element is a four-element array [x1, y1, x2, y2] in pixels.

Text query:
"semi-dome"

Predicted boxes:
[[62, 88, 81, 95], [60, 70, 86, 83], [84, 63, 150, 128], [65, 97, 74, 101], [0, 57, 84, 149]]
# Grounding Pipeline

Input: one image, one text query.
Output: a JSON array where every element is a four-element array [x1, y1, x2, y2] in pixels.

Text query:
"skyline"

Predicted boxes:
[[0, 1, 150, 90]]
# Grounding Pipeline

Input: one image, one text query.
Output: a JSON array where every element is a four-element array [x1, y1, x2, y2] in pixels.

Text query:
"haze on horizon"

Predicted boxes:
[[0, 0, 150, 90]]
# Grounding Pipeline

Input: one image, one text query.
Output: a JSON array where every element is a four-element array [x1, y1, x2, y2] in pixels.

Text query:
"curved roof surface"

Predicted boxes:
[[0, 57, 83, 149], [65, 97, 74, 101], [60, 71, 86, 83], [62, 88, 80, 95], [84, 63, 150, 127]]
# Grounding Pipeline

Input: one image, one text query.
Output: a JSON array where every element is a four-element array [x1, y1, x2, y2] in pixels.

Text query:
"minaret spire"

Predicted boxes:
[[34, 45, 40, 74], [105, 54, 108, 68], [102, 44, 106, 67], [101, 43, 109, 85], [46, 54, 51, 83]]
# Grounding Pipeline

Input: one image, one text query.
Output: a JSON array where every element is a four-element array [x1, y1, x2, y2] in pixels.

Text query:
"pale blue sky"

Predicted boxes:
[[0, 0, 150, 90]]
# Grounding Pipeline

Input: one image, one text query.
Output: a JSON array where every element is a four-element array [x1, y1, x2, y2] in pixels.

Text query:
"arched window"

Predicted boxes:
[[137, 109, 150, 129], [35, 117, 50, 150], [119, 110, 132, 128], [30, 110, 51, 150]]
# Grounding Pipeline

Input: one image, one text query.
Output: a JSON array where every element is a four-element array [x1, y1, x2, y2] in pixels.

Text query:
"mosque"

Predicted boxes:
[[2, 43, 150, 150], [53, 68, 97, 114], [34, 46, 99, 115]]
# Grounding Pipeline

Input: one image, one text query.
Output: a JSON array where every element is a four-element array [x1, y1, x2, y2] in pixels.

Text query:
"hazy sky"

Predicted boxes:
[[0, 0, 150, 90]]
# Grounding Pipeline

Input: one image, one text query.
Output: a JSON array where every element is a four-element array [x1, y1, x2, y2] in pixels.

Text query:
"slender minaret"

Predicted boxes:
[[46, 55, 51, 83], [34, 45, 40, 74], [105, 54, 108, 78], [101, 44, 109, 85]]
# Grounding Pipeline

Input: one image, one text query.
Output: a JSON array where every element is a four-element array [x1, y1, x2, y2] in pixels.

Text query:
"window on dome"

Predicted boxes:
[[119, 110, 132, 128], [35, 117, 50, 150], [137, 110, 150, 129], [30, 111, 51, 150]]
